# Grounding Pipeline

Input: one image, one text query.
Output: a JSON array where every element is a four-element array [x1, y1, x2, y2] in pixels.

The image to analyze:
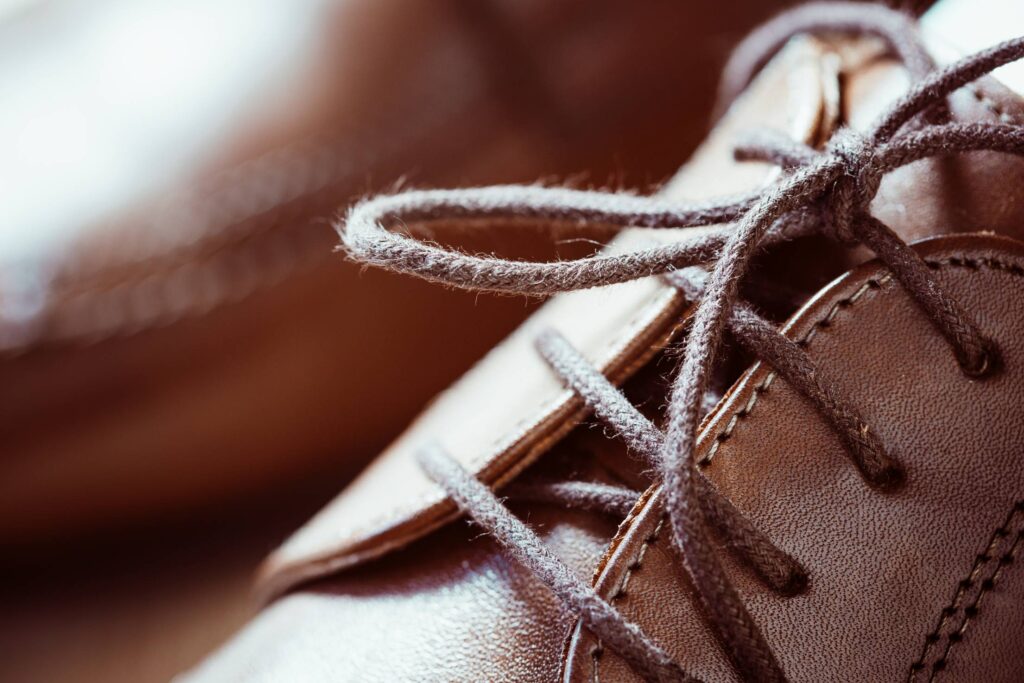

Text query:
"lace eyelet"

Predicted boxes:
[[866, 461, 906, 493], [960, 339, 1000, 379], [778, 569, 810, 597]]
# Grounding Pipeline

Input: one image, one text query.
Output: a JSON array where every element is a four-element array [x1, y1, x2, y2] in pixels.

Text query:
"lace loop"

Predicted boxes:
[[338, 5, 1024, 681], [715, 2, 934, 119], [341, 185, 761, 294], [418, 445, 695, 683]]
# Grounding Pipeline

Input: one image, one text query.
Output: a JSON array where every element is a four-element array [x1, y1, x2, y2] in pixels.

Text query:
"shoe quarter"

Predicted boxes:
[[911, 500, 1024, 683], [564, 236, 1024, 682]]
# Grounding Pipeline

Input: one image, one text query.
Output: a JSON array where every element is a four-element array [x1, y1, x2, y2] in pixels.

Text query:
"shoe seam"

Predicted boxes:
[[586, 253, 1024, 680], [701, 271, 890, 466], [592, 519, 665, 682], [909, 500, 1024, 682], [704, 254, 1024, 468]]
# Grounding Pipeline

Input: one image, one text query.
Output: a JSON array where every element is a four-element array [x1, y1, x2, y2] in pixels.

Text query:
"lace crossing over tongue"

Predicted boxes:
[[257, 36, 832, 600]]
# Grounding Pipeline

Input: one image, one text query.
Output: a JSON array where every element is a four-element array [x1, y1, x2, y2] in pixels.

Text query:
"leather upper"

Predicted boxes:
[[187, 13, 1024, 683], [259, 34, 1024, 599], [565, 234, 1024, 681]]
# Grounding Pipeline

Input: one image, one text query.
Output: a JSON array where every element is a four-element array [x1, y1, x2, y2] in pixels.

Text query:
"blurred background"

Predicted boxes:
[[0, 0, 893, 680]]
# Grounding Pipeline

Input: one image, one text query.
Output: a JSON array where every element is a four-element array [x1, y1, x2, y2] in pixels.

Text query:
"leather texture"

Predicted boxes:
[[186, 238, 1024, 683], [187, 19, 1024, 683], [184, 447, 624, 682], [564, 235, 1024, 682]]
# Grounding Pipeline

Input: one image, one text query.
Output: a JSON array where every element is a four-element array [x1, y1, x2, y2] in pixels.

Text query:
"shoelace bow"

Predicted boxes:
[[336, 4, 1024, 681]]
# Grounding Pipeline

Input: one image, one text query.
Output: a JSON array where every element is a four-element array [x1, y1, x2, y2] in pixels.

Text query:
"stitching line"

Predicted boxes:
[[581, 252, 1024, 677], [908, 500, 1024, 682], [702, 255, 1024, 466], [700, 273, 890, 466], [592, 519, 665, 683], [966, 83, 1019, 125]]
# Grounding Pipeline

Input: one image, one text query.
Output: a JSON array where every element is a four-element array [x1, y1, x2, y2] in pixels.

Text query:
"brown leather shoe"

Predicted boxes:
[[186, 2, 1024, 681], [0, 0, 791, 546]]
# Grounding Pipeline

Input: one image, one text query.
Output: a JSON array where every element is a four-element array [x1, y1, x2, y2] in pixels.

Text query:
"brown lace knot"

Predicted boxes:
[[734, 126, 893, 246], [819, 128, 873, 245]]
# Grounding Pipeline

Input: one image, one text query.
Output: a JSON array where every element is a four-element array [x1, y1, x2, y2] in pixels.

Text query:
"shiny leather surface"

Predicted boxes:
[[261, 37, 1024, 596], [564, 235, 1024, 682], [190, 18, 1024, 683], [184, 447, 622, 682], [189, 235, 1024, 683], [186, 36, 833, 681]]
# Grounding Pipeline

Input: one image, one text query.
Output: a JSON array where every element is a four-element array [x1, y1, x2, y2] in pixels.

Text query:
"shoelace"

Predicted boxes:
[[337, 4, 1024, 681]]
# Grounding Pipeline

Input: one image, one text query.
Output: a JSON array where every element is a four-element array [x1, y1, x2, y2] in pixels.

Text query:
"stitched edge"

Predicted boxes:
[[700, 273, 890, 466], [591, 269, 894, 674], [577, 252, 1024, 677], [966, 82, 1020, 125], [702, 255, 1024, 466], [592, 519, 666, 683], [927, 254, 1024, 277], [909, 500, 1024, 682]]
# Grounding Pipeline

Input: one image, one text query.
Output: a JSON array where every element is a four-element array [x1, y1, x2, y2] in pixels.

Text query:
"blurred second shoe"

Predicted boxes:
[[0, 0, 789, 546]]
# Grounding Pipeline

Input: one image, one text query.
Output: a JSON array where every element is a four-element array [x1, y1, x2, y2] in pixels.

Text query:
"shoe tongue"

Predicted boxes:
[[255, 36, 833, 599], [839, 3, 1024, 247]]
